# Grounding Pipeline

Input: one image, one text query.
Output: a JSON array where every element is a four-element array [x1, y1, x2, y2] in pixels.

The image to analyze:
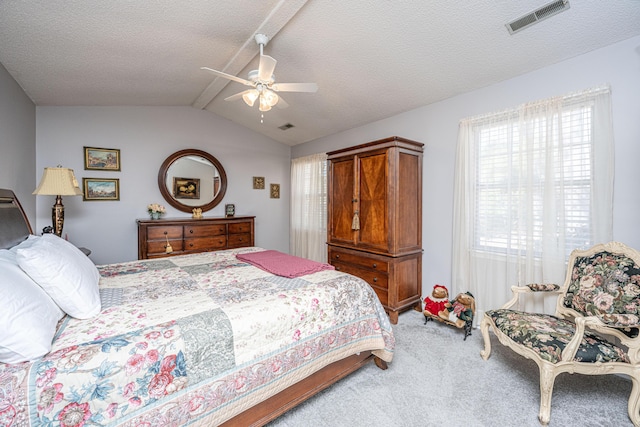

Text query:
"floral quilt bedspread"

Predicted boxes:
[[0, 247, 394, 426]]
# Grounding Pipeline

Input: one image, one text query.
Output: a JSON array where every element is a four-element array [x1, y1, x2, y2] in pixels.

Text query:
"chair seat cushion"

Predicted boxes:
[[487, 309, 629, 364]]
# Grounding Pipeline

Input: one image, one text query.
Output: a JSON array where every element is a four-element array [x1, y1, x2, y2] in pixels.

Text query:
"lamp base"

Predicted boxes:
[[52, 195, 65, 237]]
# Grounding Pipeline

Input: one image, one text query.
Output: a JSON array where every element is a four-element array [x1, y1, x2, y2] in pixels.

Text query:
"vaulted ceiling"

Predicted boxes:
[[1, 1, 639, 145]]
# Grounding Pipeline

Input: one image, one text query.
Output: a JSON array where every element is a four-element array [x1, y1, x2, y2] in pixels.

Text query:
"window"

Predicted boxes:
[[290, 153, 328, 262], [452, 86, 613, 316], [474, 103, 594, 256]]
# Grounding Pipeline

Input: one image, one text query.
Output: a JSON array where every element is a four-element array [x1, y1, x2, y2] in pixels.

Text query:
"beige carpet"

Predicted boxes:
[[268, 309, 633, 426]]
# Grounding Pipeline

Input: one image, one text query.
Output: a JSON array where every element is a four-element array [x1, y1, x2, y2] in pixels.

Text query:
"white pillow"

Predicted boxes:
[[0, 256, 64, 363], [16, 234, 101, 319]]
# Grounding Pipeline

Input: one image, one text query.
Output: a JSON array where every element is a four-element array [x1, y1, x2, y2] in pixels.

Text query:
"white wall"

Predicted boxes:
[[0, 62, 36, 222], [293, 35, 640, 298], [36, 106, 291, 264]]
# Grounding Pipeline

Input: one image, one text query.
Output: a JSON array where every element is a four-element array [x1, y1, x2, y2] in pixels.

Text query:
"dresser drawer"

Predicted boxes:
[[184, 224, 226, 237], [229, 222, 252, 234], [227, 233, 251, 248], [147, 239, 183, 255], [329, 250, 389, 273], [148, 225, 183, 240], [184, 236, 227, 252]]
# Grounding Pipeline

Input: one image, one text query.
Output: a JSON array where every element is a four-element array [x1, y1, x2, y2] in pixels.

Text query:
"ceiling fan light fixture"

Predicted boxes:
[[263, 89, 279, 107], [242, 89, 259, 107], [259, 95, 272, 112]]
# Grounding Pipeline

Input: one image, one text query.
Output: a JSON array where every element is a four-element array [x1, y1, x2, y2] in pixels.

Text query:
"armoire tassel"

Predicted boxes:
[[352, 210, 360, 230]]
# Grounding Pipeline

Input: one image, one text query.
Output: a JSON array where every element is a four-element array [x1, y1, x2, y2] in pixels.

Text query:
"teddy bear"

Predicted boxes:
[[423, 284, 449, 317], [438, 291, 475, 329]]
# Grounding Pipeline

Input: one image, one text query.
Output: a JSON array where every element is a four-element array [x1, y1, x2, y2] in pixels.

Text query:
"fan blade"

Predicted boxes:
[[276, 95, 289, 109], [201, 67, 253, 86], [224, 90, 252, 102], [271, 82, 318, 93], [258, 55, 277, 82]]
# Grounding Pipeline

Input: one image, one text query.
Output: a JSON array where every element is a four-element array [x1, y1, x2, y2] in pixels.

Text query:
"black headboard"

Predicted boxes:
[[0, 188, 33, 249]]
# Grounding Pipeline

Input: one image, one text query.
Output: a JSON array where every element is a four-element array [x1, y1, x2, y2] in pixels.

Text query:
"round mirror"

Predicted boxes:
[[158, 149, 227, 213]]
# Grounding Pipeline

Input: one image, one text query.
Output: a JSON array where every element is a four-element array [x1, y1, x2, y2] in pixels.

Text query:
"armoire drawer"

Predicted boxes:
[[329, 250, 389, 273], [332, 262, 389, 290]]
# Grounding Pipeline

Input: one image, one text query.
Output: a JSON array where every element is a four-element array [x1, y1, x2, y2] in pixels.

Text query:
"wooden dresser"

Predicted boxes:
[[327, 136, 423, 324], [137, 216, 255, 259]]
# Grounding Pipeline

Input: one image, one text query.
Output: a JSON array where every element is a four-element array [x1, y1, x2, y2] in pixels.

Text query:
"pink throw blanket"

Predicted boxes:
[[236, 250, 334, 278]]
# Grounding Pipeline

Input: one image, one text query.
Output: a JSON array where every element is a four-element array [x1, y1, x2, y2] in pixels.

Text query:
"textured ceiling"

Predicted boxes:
[[1, 0, 639, 145]]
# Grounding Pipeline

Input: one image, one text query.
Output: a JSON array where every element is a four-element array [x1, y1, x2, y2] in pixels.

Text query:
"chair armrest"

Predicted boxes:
[[596, 313, 640, 328], [561, 315, 640, 362], [500, 284, 561, 310], [561, 316, 591, 361]]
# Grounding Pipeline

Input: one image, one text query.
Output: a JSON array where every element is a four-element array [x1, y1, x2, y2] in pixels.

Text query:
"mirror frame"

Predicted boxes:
[[157, 149, 227, 213]]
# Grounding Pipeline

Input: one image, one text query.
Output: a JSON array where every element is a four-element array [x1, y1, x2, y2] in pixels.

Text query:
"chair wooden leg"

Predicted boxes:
[[538, 364, 556, 426], [628, 373, 640, 427], [480, 316, 492, 360]]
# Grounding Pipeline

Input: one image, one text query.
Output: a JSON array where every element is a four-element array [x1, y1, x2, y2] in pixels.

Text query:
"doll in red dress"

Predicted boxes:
[[423, 284, 449, 317]]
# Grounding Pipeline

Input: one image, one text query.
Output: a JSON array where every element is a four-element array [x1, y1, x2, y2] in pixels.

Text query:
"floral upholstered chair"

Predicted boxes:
[[480, 242, 640, 426]]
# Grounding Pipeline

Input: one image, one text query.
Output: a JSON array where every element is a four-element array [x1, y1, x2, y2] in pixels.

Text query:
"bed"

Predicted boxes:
[[0, 188, 394, 426]]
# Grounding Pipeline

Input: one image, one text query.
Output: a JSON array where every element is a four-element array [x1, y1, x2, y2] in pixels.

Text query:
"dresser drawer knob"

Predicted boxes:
[[372, 263, 377, 268], [163, 231, 168, 235], [335, 254, 340, 259], [189, 243, 194, 247], [373, 277, 378, 283], [336, 266, 340, 271], [189, 230, 194, 234]]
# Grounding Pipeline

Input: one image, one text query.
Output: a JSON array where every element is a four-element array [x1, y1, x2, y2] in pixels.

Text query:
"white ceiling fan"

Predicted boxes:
[[201, 34, 318, 112]]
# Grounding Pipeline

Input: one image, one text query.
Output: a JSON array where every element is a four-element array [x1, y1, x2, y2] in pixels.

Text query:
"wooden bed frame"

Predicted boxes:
[[0, 188, 387, 426]]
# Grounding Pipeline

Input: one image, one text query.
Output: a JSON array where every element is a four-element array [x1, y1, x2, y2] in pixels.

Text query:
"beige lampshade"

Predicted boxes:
[[33, 167, 84, 196]]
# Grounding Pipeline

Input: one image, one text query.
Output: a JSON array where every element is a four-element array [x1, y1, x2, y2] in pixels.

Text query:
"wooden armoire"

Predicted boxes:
[[327, 136, 423, 324]]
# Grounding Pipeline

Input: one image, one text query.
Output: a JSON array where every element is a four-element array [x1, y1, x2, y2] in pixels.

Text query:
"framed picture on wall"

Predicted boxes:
[[270, 183, 280, 199], [84, 147, 121, 171], [173, 177, 200, 199], [83, 178, 120, 201]]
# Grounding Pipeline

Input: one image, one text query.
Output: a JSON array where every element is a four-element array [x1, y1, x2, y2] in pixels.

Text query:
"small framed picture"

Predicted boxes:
[[253, 176, 265, 189], [84, 147, 121, 171], [270, 183, 280, 199], [173, 177, 200, 199], [225, 204, 235, 217], [83, 178, 119, 201]]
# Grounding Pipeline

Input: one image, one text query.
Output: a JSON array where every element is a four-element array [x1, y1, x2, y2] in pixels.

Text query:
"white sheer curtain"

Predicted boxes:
[[290, 153, 328, 262], [452, 86, 614, 320]]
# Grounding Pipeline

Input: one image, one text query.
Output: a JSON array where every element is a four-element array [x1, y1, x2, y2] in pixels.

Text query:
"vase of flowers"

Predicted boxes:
[[147, 203, 166, 220]]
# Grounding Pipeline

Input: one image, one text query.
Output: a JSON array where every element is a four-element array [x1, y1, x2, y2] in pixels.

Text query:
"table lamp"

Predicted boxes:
[[33, 166, 83, 237]]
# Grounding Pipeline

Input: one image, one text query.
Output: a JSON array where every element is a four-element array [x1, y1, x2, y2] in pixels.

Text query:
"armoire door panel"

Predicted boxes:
[[329, 157, 355, 244], [357, 153, 388, 250], [397, 151, 422, 251]]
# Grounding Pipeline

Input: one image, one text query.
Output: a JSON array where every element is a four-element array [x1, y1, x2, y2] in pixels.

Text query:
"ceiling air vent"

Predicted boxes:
[[506, 0, 570, 35], [278, 123, 295, 131]]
